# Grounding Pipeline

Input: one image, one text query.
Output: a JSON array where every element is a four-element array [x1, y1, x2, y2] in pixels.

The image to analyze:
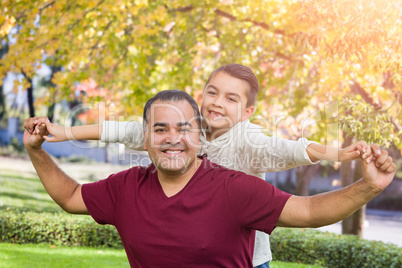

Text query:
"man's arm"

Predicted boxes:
[[23, 123, 89, 214], [277, 148, 395, 228]]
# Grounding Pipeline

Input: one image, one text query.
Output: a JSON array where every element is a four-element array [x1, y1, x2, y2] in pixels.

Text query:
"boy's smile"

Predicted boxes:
[[201, 72, 254, 140]]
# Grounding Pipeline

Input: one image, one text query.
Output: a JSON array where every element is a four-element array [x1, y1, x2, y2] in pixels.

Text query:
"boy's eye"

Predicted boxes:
[[207, 91, 216, 96], [227, 97, 237, 102]]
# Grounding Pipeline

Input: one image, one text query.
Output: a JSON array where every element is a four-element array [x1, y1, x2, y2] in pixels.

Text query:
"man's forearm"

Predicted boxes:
[[278, 179, 381, 228], [26, 147, 82, 212], [306, 179, 380, 227]]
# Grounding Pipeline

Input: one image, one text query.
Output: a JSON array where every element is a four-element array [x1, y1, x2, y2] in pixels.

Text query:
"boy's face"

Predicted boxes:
[[201, 72, 254, 138]]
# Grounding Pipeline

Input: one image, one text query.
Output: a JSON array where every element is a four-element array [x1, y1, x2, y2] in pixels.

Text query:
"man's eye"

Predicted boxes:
[[155, 129, 166, 133], [180, 128, 190, 132]]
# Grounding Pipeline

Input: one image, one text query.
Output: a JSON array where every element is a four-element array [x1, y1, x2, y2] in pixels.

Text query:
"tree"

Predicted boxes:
[[1, 0, 401, 236]]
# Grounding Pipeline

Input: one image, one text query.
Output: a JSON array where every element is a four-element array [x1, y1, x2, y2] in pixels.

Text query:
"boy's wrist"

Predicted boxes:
[[65, 126, 76, 140]]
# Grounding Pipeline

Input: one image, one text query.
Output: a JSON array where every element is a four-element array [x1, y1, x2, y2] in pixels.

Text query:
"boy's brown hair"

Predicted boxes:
[[205, 63, 259, 107]]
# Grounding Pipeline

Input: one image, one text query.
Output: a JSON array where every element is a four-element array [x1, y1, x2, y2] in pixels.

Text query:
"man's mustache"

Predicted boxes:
[[158, 144, 187, 151]]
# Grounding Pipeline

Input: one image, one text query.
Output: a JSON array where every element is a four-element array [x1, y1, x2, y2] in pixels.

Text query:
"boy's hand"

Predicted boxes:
[[24, 117, 69, 142], [339, 140, 367, 162]]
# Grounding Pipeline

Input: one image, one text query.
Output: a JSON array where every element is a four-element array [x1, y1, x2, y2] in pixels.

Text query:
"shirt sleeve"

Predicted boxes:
[[101, 121, 145, 151], [226, 173, 292, 234], [81, 169, 130, 225], [243, 123, 319, 173]]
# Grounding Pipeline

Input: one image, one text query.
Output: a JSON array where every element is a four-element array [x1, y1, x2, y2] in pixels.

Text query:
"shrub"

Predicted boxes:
[[270, 228, 402, 268], [0, 208, 122, 248], [1, 208, 401, 268]]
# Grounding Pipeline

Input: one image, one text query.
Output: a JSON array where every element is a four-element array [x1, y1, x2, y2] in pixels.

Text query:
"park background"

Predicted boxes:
[[0, 0, 401, 267]]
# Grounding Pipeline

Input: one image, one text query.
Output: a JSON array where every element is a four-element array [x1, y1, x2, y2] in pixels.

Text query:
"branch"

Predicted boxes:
[[88, 20, 113, 58], [213, 8, 285, 35], [68, 0, 105, 32], [39, 1, 56, 14], [20, 68, 32, 83], [351, 81, 402, 137], [167, 5, 285, 35]]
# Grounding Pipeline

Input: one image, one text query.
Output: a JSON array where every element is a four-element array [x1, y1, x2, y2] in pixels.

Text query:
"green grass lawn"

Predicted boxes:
[[0, 243, 322, 268], [0, 243, 129, 268], [0, 169, 61, 212]]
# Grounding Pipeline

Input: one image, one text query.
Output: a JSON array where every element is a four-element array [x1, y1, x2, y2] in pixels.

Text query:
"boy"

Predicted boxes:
[[26, 64, 369, 267]]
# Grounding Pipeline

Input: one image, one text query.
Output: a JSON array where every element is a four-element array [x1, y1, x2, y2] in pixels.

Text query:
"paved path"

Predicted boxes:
[[0, 156, 130, 183], [316, 209, 402, 247]]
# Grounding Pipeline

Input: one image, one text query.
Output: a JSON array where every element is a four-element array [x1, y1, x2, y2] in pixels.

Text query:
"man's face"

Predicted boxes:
[[144, 100, 201, 174], [201, 72, 254, 139]]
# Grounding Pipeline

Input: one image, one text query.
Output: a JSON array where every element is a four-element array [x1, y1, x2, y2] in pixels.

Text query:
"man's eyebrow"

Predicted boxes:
[[152, 122, 168, 127], [152, 122, 192, 127]]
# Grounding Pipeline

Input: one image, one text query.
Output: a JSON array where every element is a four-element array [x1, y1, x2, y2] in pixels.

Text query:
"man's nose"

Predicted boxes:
[[165, 130, 182, 144]]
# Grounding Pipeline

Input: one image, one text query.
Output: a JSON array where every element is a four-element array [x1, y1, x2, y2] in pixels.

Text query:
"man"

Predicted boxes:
[[24, 90, 396, 267]]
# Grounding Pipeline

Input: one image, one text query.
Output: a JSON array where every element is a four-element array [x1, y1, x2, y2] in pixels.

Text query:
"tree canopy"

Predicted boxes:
[[1, 0, 401, 147]]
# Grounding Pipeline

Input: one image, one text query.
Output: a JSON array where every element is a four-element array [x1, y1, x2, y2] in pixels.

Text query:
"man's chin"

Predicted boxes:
[[155, 158, 192, 172]]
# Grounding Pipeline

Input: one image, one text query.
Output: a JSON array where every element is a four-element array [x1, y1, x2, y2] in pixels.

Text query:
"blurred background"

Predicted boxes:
[[0, 0, 401, 251]]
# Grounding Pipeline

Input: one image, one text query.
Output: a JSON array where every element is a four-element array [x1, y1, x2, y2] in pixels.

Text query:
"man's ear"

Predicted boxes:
[[143, 131, 147, 150], [240, 106, 255, 121]]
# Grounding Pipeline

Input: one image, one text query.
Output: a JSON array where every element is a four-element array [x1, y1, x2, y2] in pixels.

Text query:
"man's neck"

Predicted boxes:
[[157, 158, 203, 197]]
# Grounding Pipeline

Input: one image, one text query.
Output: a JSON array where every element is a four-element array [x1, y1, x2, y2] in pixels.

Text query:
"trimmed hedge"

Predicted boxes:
[[0, 208, 122, 248], [270, 228, 402, 268], [1, 208, 401, 267]]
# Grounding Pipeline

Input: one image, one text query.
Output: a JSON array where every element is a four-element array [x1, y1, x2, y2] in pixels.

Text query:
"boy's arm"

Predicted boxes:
[[277, 149, 395, 228], [306, 141, 377, 163], [24, 117, 101, 142], [25, 117, 145, 151], [101, 120, 145, 151]]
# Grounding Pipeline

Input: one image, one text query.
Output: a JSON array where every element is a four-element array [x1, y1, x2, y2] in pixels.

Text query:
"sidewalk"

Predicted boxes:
[[0, 156, 131, 183], [317, 210, 402, 246]]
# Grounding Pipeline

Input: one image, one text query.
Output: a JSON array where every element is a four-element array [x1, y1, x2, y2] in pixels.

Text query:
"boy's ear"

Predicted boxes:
[[240, 106, 255, 121]]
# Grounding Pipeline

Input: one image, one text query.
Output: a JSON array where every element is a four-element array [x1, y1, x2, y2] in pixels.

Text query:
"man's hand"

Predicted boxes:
[[362, 149, 396, 193], [23, 121, 48, 150], [24, 116, 69, 142]]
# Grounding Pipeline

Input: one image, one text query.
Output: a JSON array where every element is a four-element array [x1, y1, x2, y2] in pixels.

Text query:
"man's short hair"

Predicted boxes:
[[143, 90, 202, 129], [205, 63, 259, 107]]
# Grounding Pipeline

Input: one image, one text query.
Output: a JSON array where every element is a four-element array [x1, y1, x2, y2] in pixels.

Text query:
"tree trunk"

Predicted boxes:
[[27, 85, 35, 117], [341, 134, 365, 237], [0, 84, 5, 121], [47, 103, 55, 122], [296, 164, 320, 196]]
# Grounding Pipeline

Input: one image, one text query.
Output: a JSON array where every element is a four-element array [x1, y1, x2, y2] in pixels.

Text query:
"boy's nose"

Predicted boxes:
[[212, 97, 224, 107]]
